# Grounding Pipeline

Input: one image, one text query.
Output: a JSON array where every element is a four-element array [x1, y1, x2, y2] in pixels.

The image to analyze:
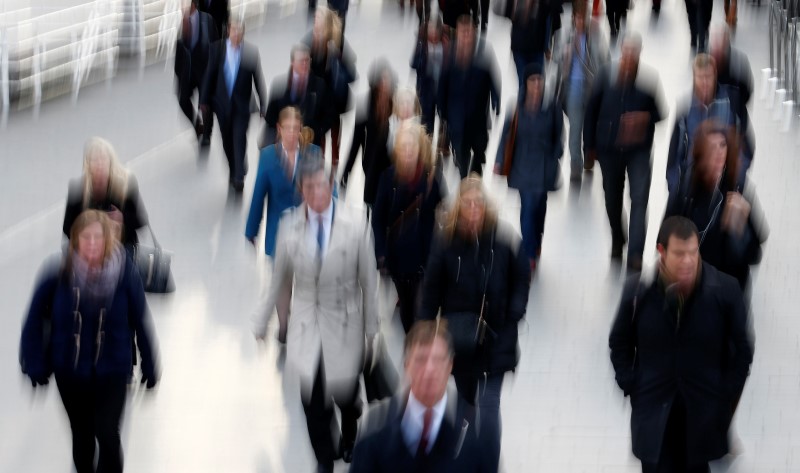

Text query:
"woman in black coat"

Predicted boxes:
[[63, 137, 149, 252], [20, 210, 159, 473], [665, 120, 767, 289], [419, 176, 530, 469], [372, 121, 444, 333], [340, 60, 396, 208]]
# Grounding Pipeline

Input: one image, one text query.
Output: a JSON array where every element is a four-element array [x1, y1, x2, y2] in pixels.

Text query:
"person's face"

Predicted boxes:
[[619, 42, 640, 83], [658, 235, 700, 291], [228, 23, 243, 47], [405, 338, 452, 408], [313, 11, 327, 40], [458, 188, 486, 234], [694, 66, 717, 104], [292, 51, 311, 78], [698, 132, 728, 186], [279, 117, 301, 149], [395, 131, 420, 174], [573, 13, 586, 33], [456, 23, 475, 52], [77, 221, 106, 266], [301, 171, 333, 213], [427, 23, 440, 43], [88, 153, 110, 194], [396, 100, 414, 120], [526, 75, 544, 104]]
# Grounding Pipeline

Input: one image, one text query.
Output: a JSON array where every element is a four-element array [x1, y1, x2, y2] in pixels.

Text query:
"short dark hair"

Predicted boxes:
[[296, 151, 329, 187], [290, 43, 310, 62], [657, 216, 699, 249], [404, 320, 454, 358]]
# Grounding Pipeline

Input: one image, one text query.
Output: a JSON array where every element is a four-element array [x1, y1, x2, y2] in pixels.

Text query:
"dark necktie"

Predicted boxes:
[[316, 215, 324, 257], [417, 408, 433, 456]]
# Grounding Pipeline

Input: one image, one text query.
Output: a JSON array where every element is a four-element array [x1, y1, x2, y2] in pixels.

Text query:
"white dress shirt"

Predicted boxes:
[[401, 391, 448, 455], [306, 201, 333, 258]]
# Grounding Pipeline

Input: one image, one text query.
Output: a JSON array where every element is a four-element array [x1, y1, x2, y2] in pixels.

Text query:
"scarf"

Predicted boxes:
[[72, 244, 125, 302]]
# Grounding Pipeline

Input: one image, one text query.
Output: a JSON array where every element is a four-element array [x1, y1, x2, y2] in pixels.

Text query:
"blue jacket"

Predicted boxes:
[[245, 144, 320, 256], [20, 254, 158, 382]]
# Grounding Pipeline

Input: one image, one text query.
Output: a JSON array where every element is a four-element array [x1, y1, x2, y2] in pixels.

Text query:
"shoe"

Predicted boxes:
[[200, 136, 211, 148], [231, 181, 244, 193], [583, 156, 595, 171], [341, 442, 355, 463], [316, 463, 334, 473], [611, 241, 624, 260], [570, 169, 582, 181]]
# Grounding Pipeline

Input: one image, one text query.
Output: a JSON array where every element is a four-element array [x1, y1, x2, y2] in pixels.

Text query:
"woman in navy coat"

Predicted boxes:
[[20, 210, 159, 473]]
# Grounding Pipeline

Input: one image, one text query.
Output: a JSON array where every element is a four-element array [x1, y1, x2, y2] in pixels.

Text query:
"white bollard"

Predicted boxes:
[[767, 78, 780, 109], [781, 101, 794, 132], [774, 89, 787, 119], [761, 68, 773, 100]]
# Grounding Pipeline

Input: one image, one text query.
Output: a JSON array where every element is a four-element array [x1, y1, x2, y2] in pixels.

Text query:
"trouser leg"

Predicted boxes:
[[624, 151, 652, 265], [56, 376, 95, 473], [93, 377, 127, 473], [565, 89, 585, 174], [393, 276, 421, 333], [231, 114, 250, 185], [302, 360, 338, 468], [599, 154, 626, 250], [477, 373, 505, 471]]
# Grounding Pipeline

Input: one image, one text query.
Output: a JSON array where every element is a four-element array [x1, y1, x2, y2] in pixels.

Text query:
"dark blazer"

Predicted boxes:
[[583, 65, 664, 155], [438, 39, 501, 136], [372, 166, 444, 278], [264, 72, 333, 147], [420, 224, 530, 374], [20, 254, 159, 383], [350, 390, 494, 473], [609, 264, 754, 465], [196, 0, 229, 37], [301, 32, 358, 114], [200, 39, 267, 123], [345, 100, 392, 206], [63, 176, 149, 248], [174, 10, 218, 89]]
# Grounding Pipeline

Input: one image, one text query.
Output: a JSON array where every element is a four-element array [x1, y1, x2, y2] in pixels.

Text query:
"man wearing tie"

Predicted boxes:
[[349, 320, 495, 472], [201, 20, 267, 192], [255, 154, 378, 473], [175, 0, 218, 147]]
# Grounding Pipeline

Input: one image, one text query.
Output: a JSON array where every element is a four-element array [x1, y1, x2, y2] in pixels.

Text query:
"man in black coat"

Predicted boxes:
[[584, 34, 665, 271], [609, 216, 754, 473], [175, 0, 218, 147], [710, 24, 753, 108], [438, 16, 500, 178], [264, 44, 333, 149], [200, 20, 267, 193], [197, 0, 229, 39], [350, 320, 494, 473]]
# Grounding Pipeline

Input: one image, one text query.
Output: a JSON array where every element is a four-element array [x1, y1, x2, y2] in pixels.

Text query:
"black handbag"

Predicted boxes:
[[134, 226, 175, 293], [441, 290, 490, 360]]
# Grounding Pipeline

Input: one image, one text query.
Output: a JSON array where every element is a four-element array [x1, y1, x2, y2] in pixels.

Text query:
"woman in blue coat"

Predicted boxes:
[[245, 106, 321, 257], [20, 210, 159, 473], [494, 63, 564, 270]]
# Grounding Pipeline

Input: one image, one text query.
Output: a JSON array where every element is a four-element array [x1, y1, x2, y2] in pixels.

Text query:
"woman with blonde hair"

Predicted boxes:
[[372, 121, 444, 333], [63, 137, 149, 251], [419, 175, 530, 469], [21, 209, 160, 473]]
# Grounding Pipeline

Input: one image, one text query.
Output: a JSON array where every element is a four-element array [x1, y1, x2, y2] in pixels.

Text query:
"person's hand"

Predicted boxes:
[[545, 49, 552, 62], [364, 334, 379, 369], [140, 372, 158, 389], [493, 163, 502, 175], [721, 192, 751, 236], [29, 375, 49, 388], [246, 237, 256, 248]]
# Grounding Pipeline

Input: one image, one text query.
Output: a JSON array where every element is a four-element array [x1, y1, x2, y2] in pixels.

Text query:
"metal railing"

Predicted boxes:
[[769, 0, 800, 104]]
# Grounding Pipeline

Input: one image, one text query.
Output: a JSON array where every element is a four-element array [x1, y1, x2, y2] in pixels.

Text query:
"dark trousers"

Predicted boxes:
[[302, 358, 362, 468], [450, 127, 488, 178], [56, 375, 128, 473], [393, 275, 421, 333], [479, 0, 489, 30], [641, 396, 711, 473], [453, 372, 504, 471], [606, 6, 627, 40], [519, 190, 547, 261], [598, 149, 652, 264], [178, 75, 213, 140], [685, 0, 712, 50], [218, 112, 250, 185]]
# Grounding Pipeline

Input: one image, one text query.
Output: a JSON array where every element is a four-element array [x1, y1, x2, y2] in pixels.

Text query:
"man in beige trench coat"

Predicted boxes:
[[255, 153, 379, 473]]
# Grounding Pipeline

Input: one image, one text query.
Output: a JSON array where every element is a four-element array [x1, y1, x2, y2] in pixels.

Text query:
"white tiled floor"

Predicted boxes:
[[1, 0, 798, 471]]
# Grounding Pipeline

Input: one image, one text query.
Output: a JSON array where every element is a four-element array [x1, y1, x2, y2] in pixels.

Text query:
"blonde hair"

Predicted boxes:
[[392, 120, 433, 172], [276, 106, 315, 148], [81, 137, 128, 207], [68, 209, 118, 266], [315, 5, 343, 50], [393, 87, 422, 118], [441, 175, 498, 241]]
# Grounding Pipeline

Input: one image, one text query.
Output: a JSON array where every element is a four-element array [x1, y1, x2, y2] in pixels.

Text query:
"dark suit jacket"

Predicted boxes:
[[264, 71, 333, 146], [350, 390, 494, 473], [201, 40, 267, 124], [197, 0, 229, 36], [174, 11, 218, 89], [609, 264, 754, 465]]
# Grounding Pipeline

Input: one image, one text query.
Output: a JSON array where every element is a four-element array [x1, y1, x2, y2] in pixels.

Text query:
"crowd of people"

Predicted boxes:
[[16, 0, 769, 472]]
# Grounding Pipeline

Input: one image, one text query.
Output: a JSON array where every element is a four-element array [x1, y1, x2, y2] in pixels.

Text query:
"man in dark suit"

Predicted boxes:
[[264, 44, 333, 149], [609, 216, 754, 473], [200, 20, 267, 193], [438, 15, 500, 178], [197, 0, 229, 39], [350, 320, 494, 473], [175, 0, 218, 147]]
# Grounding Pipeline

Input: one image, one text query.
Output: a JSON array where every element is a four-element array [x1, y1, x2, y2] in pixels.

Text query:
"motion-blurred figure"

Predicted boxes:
[[438, 16, 500, 178], [494, 63, 564, 270], [505, 0, 552, 90], [709, 24, 752, 108], [255, 154, 378, 473], [63, 138, 149, 252], [609, 216, 754, 473], [372, 121, 444, 333], [419, 177, 530, 469], [265, 44, 332, 148], [175, 0, 218, 147], [584, 34, 665, 271], [20, 210, 160, 473], [197, 0, 229, 39], [685, 0, 713, 52], [200, 20, 267, 193], [665, 121, 767, 290], [411, 18, 451, 162], [349, 320, 495, 472]]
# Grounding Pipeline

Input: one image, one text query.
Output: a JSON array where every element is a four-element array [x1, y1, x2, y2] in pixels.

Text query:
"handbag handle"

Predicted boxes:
[[145, 224, 161, 250]]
